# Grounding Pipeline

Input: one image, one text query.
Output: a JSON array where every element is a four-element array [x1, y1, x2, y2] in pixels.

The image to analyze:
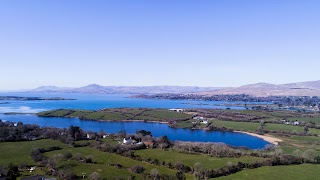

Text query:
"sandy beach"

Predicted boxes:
[[235, 131, 283, 145]]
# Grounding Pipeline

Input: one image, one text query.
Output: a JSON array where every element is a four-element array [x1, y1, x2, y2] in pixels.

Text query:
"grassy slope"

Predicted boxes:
[[210, 120, 260, 132], [38, 108, 192, 122], [0, 139, 67, 165], [44, 146, 192, 179], [215, 164, 320, 180], [0, 139, 193, 179], [288, 117, 320, 124], [134, 149, 265, 170]]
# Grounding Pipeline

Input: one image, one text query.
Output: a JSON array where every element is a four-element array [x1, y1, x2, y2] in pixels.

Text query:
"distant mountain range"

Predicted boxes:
[[24, 80, 320, 97], [27, 84, 222, 94], [200, 80, 320, 97]]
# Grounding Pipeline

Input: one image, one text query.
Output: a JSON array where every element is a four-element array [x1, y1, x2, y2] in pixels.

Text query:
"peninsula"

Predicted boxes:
[[0, 96, 76, 101]]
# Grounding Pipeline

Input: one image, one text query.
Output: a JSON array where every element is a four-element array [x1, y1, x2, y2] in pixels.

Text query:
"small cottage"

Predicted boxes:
[[293, 121, 300, 125]]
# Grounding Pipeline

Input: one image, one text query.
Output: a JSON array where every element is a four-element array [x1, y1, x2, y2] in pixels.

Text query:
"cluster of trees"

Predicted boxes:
[[0, 121, 43, 142], [173, 141, 247, 158], [129, 145, 320, 179], [277, 96, 320, 107], [0, 163, 20, 179], [30, 147, 97, 179], [129, 165, 186, 180], [91, 131, 171, 157], [0, 120, 88, 144]]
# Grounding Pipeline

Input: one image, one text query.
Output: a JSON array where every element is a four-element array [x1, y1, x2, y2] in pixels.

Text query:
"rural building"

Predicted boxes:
[[193, 116, 205, 120], [102, 134, 109, 138], [169, 108, 184, 112], [123, 137, 136, 144], [201, 120, 208, 124], [86, 133, 96, 139], [293, 121, 300, 125], [143, 141, 154, 148]]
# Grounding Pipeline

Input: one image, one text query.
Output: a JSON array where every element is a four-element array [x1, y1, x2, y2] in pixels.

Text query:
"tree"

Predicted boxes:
[[303, 126, 309, 135], [6, 163, 19, 179], [0, 164, 6, 176], [174, 161, 183, 170], [131, 165, 145, 174], [63, 151, 73, 159], [74, 153, 84, 161], [58, 168, 76, 180], [89, 172, 100, 180], [176, 171, 186, 180], [118, 130, 127, 138], [292, 149, 302, 158], [68, 126, 84, 141], [31, 148, 43, 162], [150, 168, 159, 180], [85, 155, 95, 163], [302, 149, 316, 162], [274, 147, 284, 157], [193, 162, 205, 179]]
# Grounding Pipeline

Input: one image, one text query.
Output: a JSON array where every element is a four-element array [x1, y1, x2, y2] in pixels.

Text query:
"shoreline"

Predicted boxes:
[[235, 131, 283, 145]]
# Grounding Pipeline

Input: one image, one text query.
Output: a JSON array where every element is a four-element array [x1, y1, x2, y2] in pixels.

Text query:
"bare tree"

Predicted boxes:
[[150, 168, 159, 180], [89, 172, 100, 180]]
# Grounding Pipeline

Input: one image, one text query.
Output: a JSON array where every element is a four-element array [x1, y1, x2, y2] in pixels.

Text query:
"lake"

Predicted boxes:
[[0, 93, 271, 149], [0, 92, 269, 113], [0, 114, 269, 149]]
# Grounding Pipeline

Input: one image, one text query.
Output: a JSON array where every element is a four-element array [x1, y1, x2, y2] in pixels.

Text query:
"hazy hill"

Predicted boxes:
[[27, 84, 222, 94], [24, 80, 320, 96], [202, 80, 320, 97]]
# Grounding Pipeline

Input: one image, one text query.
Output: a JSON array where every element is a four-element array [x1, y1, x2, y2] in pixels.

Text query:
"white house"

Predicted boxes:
[[193, 116, 204, 120], [201, 120, 208, 124], [87, 133, 95, 139], [169, 109, 184, 112], [123, 137, 136, 144], [279, 120, 286, 123], [102, 135, 108, 138]]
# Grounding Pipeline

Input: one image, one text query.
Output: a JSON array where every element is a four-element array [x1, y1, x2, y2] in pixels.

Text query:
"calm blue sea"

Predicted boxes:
[[0, 93, 271, 149], [0, 92, 268, 113], [0, 114, 269, 149]]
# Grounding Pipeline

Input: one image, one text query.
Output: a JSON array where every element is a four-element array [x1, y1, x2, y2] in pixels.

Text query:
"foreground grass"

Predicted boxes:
[[0, 139, 67, 165], [44, 146, 186, 179], [215, 164, 320, 180], [134, 149, 265, 170], [0, 139, 194, 179]]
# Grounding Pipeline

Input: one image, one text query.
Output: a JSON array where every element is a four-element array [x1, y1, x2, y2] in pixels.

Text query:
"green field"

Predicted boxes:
[[0, 139, 193, 179], [0, 139, 67, 165], [210, 120, 260, 132], [134, 149, 265, 170], [264, 123, 304, 132], [289, 135, 320, 144], [288, 117, 320, 124], [38, 108, 192, 122], [215, 164, 320, 180], [44, 146, 186, 179]]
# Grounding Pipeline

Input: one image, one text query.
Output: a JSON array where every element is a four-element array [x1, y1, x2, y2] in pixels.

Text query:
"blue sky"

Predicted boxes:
[[0, 0, 319, 90]]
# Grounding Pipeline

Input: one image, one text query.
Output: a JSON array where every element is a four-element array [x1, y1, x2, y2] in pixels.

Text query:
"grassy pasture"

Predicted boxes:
[[134, 149, 265, 170], [38, 108, 192, 122], [215, 164, 320, 180], [0, 139, 67, 165]]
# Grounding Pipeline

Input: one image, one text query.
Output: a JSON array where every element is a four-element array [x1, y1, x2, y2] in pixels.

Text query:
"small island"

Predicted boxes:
[[0, 96, 76, 101]]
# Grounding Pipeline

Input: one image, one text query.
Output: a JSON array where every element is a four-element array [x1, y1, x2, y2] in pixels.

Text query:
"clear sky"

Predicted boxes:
[[0, 0, 319, 90]]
